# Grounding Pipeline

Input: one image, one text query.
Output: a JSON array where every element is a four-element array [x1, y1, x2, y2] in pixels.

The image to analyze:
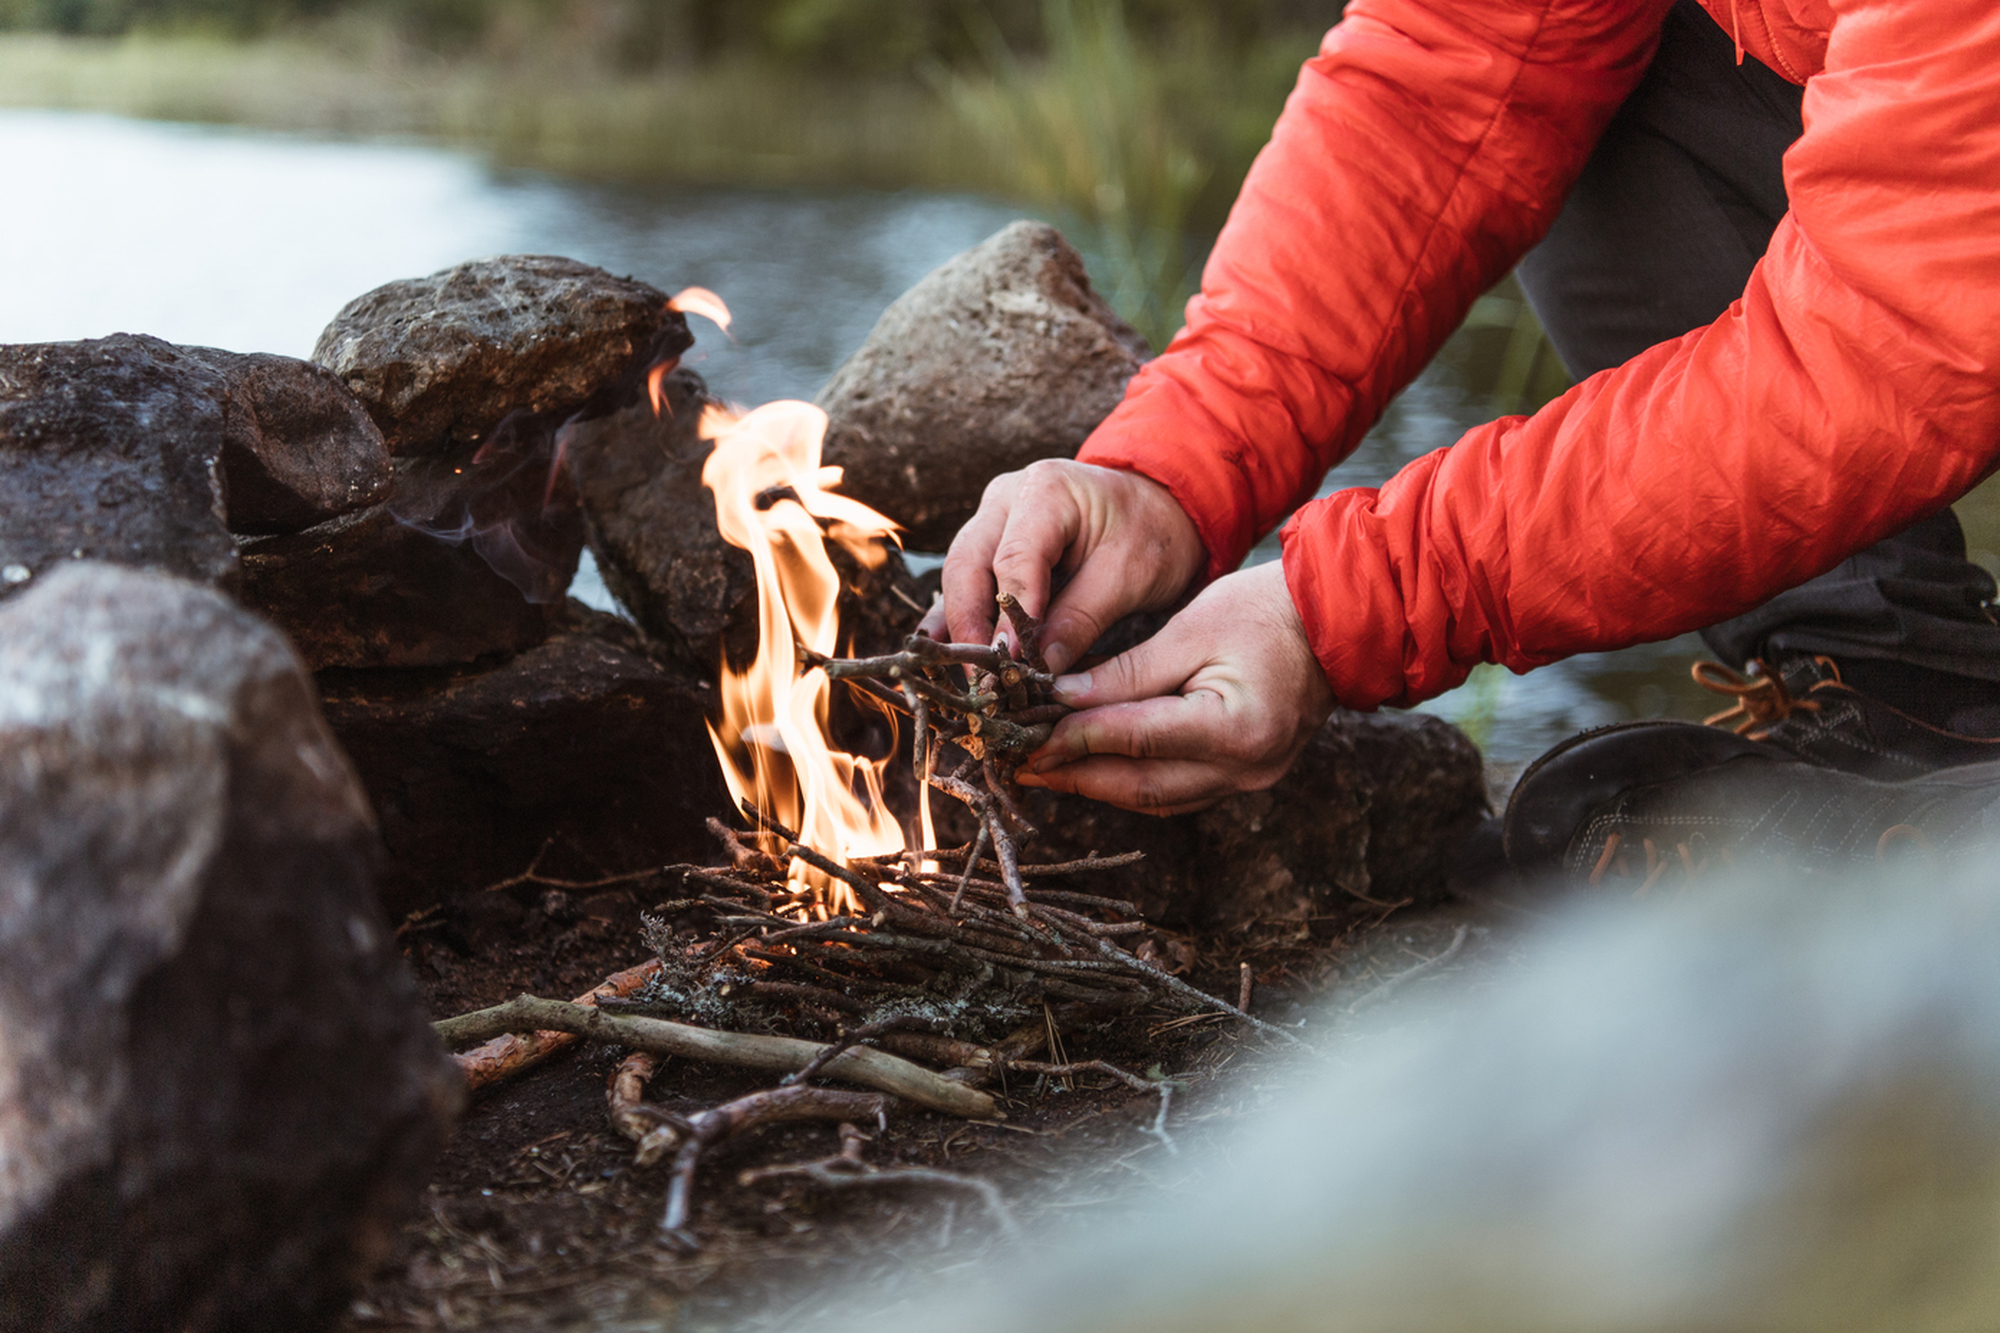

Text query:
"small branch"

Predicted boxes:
[[994, 591, 1049, 673], [1346, 924, 1470, 1014], [658, 1086, 891, 1250], [738, 1127, 1022, 1242], [607, 1051, 691, 1168], [1085, 936, 1308, 1047], [452, 958, 663, 1092], [782, 1015, 938, 1088], [1006, 1060, 1177, 1154], [435, 994, 997, 1119]]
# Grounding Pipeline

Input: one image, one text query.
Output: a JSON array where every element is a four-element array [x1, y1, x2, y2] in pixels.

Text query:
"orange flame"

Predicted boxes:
[[670, 286, 733, 335], [701, 398, 913, 909]]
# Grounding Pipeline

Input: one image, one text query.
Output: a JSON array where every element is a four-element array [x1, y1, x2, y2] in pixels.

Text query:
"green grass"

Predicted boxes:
[[0, 28, 994, 191]]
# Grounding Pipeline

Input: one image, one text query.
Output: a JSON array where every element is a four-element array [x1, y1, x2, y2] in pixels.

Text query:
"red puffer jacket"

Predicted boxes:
[[1074, 0, 2000, 710]]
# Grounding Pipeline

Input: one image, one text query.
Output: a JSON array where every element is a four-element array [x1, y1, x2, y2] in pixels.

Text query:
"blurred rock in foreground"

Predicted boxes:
[[0, 563, 459, 1333]]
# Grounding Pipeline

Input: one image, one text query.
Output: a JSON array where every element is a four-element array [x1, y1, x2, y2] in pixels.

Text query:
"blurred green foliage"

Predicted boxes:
[[0, 0, 1336, 65], [941, 0, 1307, 347]]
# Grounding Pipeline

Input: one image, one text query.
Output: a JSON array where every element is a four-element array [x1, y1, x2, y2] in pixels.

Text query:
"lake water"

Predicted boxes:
[[13, 105, 1980, 791]]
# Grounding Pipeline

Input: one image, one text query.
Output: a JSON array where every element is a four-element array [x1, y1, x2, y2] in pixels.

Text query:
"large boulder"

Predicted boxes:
[[0, 335, 394, 604], [0, 563, 460, 1333], [565, 367, 924, 678], [933, 710, 1489, 931], [816, 221, 1150, 551], [317, 605, 734, 917], [312, 255, 681, 458]]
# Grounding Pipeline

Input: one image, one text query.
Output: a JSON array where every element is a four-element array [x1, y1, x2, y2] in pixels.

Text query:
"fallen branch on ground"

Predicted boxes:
[[436, 993, 997, 1119], [652, 1087, 892, 1250], [453, 958, 663, 1092]]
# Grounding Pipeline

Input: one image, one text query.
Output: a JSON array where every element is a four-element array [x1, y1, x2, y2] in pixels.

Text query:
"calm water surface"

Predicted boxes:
[[13, 107, 1986, 785]]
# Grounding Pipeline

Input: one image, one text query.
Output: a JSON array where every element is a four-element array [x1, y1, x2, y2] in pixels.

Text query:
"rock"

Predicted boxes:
[[566, 367, 925, 678], [317, 605, 734, 917], [564, 368, 758, 674], [180, 346, 394, 534], [0, 335, 396, 607], [816, 221, 1150, 551], [237, 478, 572, 671], [831, 866, 2000, 1333], [933, 711, 1488, 930], [312, 255, 683, 458], [0, 563, 460, 1333], [0, 335, 237, 596]]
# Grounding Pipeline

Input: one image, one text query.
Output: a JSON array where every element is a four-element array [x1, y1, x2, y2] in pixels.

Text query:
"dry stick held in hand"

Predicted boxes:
[[807, 598, 1064, 917]]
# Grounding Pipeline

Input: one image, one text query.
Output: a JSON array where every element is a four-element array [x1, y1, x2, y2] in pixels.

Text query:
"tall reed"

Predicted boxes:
[[936, 0, 1214, 350]]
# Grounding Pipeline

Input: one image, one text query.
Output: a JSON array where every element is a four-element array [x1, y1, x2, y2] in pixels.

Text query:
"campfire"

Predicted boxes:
[[435, 291, 1298, 1250]]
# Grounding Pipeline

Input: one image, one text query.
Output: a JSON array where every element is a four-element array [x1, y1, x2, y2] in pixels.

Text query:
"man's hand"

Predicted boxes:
[[1015, 561, 1335, 816], [919, 460, 1207, 675]]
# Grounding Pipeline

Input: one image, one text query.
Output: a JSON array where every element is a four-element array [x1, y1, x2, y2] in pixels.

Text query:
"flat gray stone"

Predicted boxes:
[[0, 563, 460, 1333], [817, 221, 1150, 551], [312, 255, 678, 457]]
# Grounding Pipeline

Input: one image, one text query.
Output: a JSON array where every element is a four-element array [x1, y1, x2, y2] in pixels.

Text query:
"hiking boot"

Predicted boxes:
[[1503, 720, 2000, 888], [1693, 655, 2000, 780]]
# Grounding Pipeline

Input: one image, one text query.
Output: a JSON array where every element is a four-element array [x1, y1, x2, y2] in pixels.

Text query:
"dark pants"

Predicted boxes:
[[1515, 0, 2000, 720]]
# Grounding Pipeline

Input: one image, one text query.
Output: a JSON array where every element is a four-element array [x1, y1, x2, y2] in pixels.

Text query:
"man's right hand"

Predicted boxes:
[[919, 460, 1207, 674]]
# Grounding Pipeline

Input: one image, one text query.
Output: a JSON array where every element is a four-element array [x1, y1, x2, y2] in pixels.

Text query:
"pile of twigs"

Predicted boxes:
[[808, 592, 1067, 915], [653, 811, 1278, 1039], [433, 603, 1297, 1249]]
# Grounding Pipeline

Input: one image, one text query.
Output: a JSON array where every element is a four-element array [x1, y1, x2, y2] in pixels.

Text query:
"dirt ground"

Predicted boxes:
[[339, 870, 1531, 1332]]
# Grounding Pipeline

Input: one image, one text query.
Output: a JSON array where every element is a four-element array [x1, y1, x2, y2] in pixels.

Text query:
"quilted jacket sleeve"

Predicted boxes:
[[1075, 0, 1674, 583], [1279, 0, 2000, 709]]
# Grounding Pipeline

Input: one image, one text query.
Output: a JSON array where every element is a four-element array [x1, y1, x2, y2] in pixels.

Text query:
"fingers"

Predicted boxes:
[[1050, 621, 1203, 711], [939, 502, 1007, 646], [1038, 557, 1137, 676], [1027, 689, 1267, 772], [988, 473, 1084, 622], [1016, 753, 1237, 816]]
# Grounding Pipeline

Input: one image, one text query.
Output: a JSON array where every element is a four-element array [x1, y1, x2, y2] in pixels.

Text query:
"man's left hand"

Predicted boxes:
[[1016, 561, 1336, 816]]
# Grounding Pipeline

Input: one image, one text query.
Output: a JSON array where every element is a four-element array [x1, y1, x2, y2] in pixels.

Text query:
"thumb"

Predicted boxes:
[[1053, 620, 1202, 708]]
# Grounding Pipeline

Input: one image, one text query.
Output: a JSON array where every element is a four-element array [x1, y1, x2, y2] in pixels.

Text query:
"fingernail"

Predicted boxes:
[[1053, 671, 1090, 701], [1014, 768, 1046, 788]]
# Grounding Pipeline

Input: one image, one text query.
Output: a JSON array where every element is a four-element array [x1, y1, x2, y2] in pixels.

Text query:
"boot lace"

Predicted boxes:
[[1692, 657, 1834, 739]]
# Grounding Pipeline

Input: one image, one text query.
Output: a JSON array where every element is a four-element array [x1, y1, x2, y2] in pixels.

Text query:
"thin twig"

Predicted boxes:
[[1006, 1060, 1177, 1154], [1346, 924, 1471, 1014]]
